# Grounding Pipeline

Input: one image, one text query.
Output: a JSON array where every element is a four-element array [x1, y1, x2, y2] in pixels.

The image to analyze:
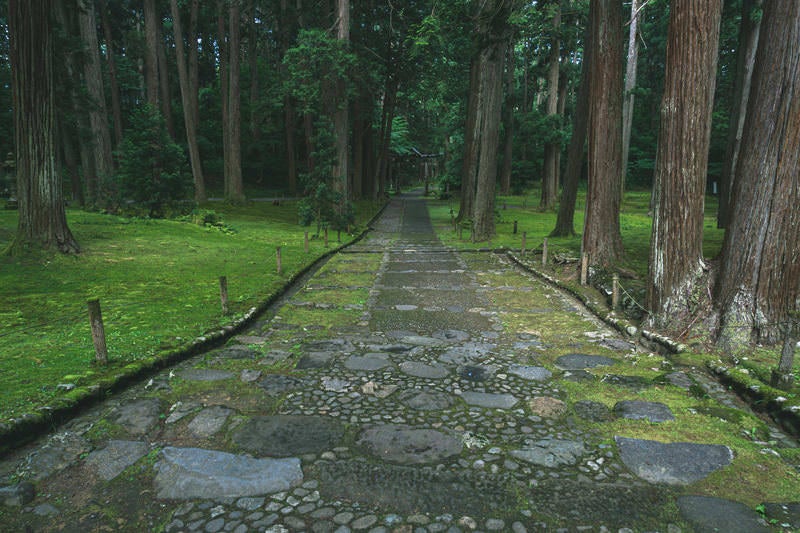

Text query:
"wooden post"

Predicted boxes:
[[521, 232, 527, 256], [324, 227, 329, 248], [580, 252, 589, 286], [87, 299, 108, 365], [219, 276, 229, 315], [542, 237, 548, 266], [276, 247, 282, 275], [513, 220, 518, 234], [470, 221, 475, 243], [612, 273, 620, 310], [304, 231, 309, 254]]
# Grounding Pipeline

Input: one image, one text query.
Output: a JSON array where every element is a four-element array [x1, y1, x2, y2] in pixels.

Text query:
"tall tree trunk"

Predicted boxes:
[[97, 0, 123, 147], [541, 1, 561, 210], [247, 0, 260, 141], [144, 0, 160, 106], [7, 0, 79, 255], [717, 0, 762, 229], [170, 0, 206, 202], [279, 0, 298, 194], [217, 1, 230, 191], [582, 0, 624, 267], [77, 0, 115, 202], [156, 18, 175, 138], [59, 120, 84, 206], [500, 39, 515, 196], [646, 0, 723, 327], [472, 40, 508, 241], [226, 0, 245, 204], [714, 1, 800, 349], [374, 75, 397, 200], [551, 6, 592, 238], [333, 0, 350, 205], [457, 54, 482, 224], [188, 0, 201, 135], [621, 0, 641, 190]]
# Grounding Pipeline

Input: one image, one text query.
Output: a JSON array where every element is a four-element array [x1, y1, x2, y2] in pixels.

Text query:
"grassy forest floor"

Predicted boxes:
[[0, 200, 382, 424]]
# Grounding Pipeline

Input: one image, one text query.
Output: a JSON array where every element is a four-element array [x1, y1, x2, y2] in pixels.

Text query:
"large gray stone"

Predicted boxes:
[[85, 440, 149, 481], [438, 343, 496, 365], [0, 482, 35, 506], [615, 436, 733, 485], [398, 389, 455, 411], [178, 369, 234, 381], [510, 439, 585, 467], [613, 400, 674, 423], [344, 354, 393, 371], [188, 406, 233, 438], [112, 398, 161, 436], [154, 447, 302, 500], [678, 495, 770, 532], [508, 364, 552, 382], [460, 391, 518, 409], [232, 416, 345, 457], [555, 353, 618, 370], [399, 361, 449, 379], [357, 424, 462, 464], [257, 374, 312, 395], [22, 432, 90, 480]]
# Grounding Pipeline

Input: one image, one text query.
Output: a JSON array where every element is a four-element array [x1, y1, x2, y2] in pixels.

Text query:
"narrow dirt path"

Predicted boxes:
[[1, 192, 796, 532]]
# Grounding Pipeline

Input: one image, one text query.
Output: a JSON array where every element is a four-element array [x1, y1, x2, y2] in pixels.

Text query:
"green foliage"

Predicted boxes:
[[114, 105, 191, 217], [389, 116, 415, 155]]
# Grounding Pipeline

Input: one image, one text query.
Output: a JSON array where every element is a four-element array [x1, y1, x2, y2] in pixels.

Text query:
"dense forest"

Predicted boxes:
[[1, 0, 798, 351]]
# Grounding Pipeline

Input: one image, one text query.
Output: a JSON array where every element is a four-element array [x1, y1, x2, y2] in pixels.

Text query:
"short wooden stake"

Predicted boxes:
[[276, 247, 282, 275], [580, 252, 589, 286], [324, 227, 329, 248], [521, 232, 527, 256], [612, 273, 620, 310], [304, 231, 309, 254], [219, 276, 229, 315], [87, 299, 108, 365], [542, 237, 548, 266], [513, 220, 518, 235]]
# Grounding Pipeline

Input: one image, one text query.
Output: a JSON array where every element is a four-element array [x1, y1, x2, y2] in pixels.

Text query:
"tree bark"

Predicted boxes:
[[499, 40, 515, 196], [170, 0, 206, 203], [247, 0, 260, 141], [333, 0, 350, 204], [156, 16, 175, 138], [144, 0, 160, 106], [7, 0, 79, 255], [715, 1, 800, 348], [226, 0, 245, 204], [77, 0, 115, 199], [717, 0, 762, 229], [582, 0, 624, 267], [646, 0, 723, 326], [541, 1, 561, 210], [97, 0, 123, 147], [621, 0, 641, 190], [188, 0, 201, 135], [457, 54, 481, 224], [551, 5, 592, 238]]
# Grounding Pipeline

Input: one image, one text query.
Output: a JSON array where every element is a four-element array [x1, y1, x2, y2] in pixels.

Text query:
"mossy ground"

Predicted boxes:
[[0, 200, 382, 420]]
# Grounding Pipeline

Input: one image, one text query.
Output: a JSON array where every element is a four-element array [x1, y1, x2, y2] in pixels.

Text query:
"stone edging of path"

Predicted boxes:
[[0, 202, 390, 458], [505, 250, 800, 438]]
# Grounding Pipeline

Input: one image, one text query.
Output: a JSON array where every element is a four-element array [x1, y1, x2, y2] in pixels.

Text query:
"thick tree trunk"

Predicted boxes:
[[500, 41, 514, 196], [170, 0, 206, 203], [247, 0, 260, 141], [582, 0, 624, 267], [551, 6, 593, 238], [541, 1, 561, 210], [715, 1, 800, 348], [77, 0, 115, 198], [156, 19, 175, 138], [188, 0, 201, 135], [621, 0, 641, 190], [457, 54, 481, 224], [333, 0, 350, 204], [226, 1, 245, 204], [279, 0, 298, 194], [7, 0, 79, 255], [97, 0, 123, 147], [717, 0, 762, 229], [374, 75, 397, 200], [646, 0, 723, 326], [144, 0, 160, 106], [60, 121, 84, 206]]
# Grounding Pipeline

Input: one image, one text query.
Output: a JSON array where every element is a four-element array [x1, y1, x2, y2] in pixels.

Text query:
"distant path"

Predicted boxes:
[[0, 191, 789, 532]]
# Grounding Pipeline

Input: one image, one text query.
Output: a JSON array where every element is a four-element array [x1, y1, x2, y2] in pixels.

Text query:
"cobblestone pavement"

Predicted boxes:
[[1, 192, 798, 532]]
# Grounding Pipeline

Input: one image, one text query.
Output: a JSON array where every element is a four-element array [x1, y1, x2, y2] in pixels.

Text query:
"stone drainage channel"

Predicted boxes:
[[1, 192, 798, 532]]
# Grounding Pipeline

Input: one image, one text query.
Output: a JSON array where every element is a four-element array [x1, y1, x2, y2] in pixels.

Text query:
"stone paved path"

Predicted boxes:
[[1, 192, 798, 532]]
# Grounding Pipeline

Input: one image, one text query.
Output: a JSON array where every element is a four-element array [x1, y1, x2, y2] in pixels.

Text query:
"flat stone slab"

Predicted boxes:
[[188, 406, 233, 438], [763, 502, 800, 529], [613, 400, 675, 422], [398, 389, 456, 411], [112, 398, 161, 436], [510, 438, 585, 467], [457, 364, 496, 381], [357, 424, 462, 464], [528, 397, 568, 418], [508, 364, 552, 382], [257, 374, 312, 395], [85, 440, 149, 481], [295, 351, 335, 369], [432, 330, 471, 342], [555, 353, 618, 370], [0, 482, 35, 506], [599, 338, 636, 351], [154, 447, 302, 500], [438, 343, 496, 365], [399, 361, 449, 379], [615, 436, 733, 485], [232, 416, 345, 457], [460, 391, 518, 409], [20, 432, 90, 481], [344, 354, 393, 371], [678, 495, 770, 532], [602, 374, 653, 390], [177, 369, 234, 381], [574, 400, 613, 422]]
